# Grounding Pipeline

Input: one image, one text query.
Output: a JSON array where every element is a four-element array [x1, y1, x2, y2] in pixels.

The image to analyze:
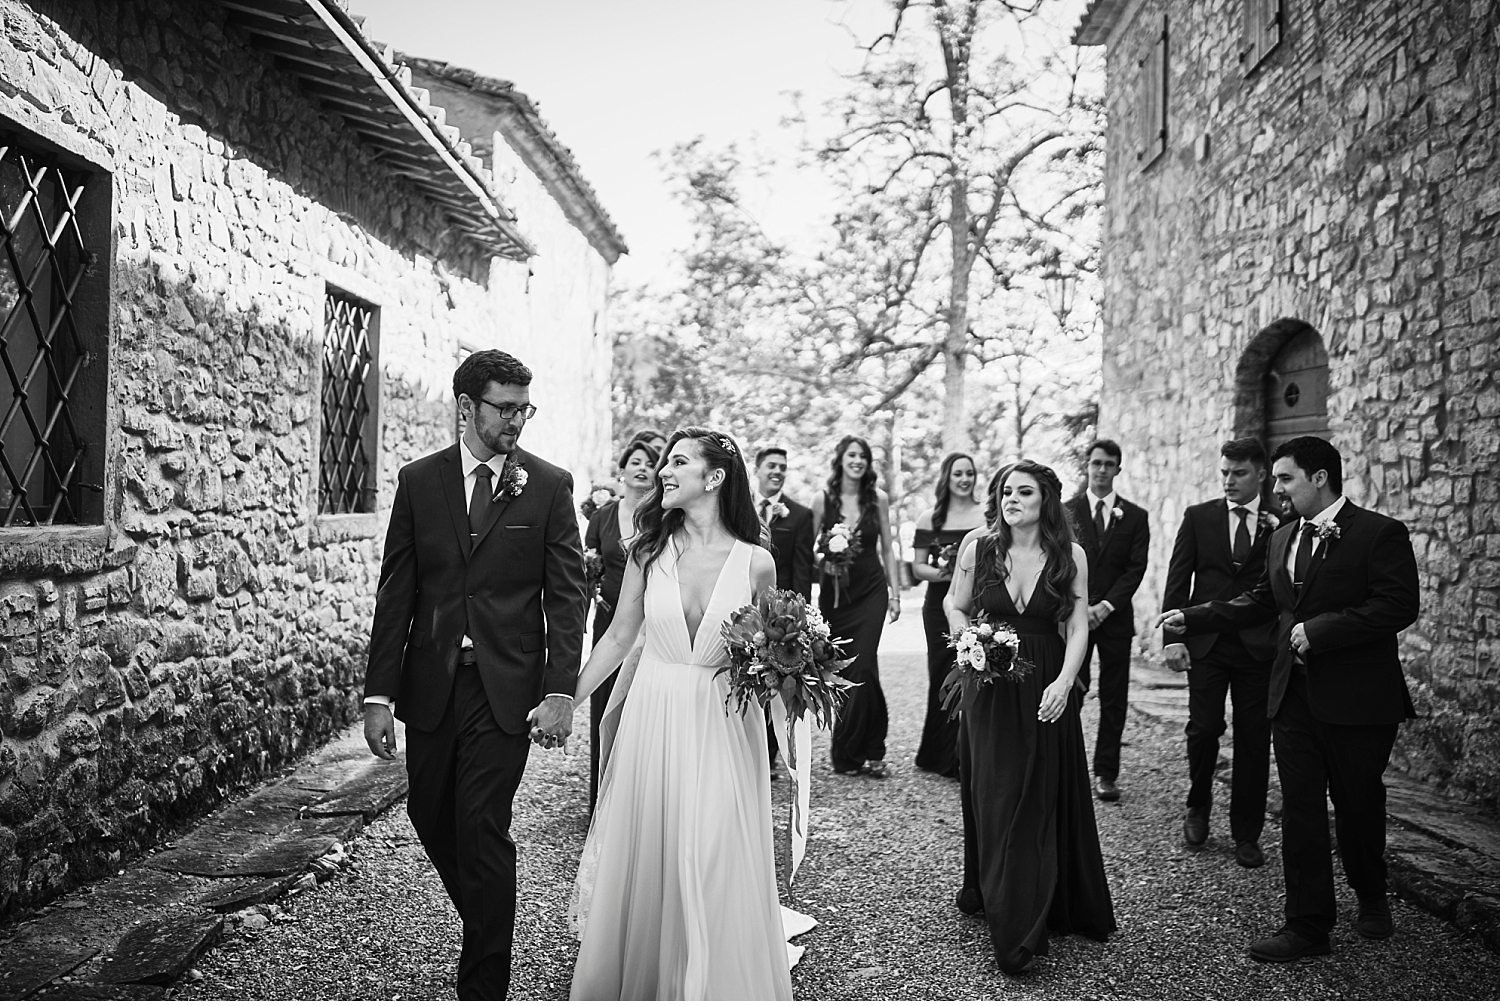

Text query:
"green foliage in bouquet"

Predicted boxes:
[[719, 587, 857, 732]]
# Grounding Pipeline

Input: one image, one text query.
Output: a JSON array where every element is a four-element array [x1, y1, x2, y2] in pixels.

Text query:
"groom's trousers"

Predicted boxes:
[[406, 661, 531, 999]]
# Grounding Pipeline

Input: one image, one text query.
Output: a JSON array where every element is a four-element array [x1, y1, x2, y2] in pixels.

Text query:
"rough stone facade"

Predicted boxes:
[[1078, 0, 1500, 806], [0, 0, 617, 921]]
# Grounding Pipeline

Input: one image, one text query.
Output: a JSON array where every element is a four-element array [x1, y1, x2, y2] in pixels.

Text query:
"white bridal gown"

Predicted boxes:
[[570, 539, 795, 1001]]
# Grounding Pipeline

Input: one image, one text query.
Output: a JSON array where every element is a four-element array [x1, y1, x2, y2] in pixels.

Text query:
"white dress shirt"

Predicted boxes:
[[1285, 496, 1348, 580], [1086, 489, 1119, 530], [1227, 495, 1262, 552]]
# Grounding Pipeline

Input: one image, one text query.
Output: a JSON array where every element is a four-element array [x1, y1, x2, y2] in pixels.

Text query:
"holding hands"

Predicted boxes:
[[526, 694, 575, 751]]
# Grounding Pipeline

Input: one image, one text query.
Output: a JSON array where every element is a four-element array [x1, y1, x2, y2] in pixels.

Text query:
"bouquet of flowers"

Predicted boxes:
[[579, 484, 618, 520], [939, 615, 1034, 717], [816, 522, 861, 606], [583, 547, 611, 613], [929, 541, 961, 579], [719, 588, 856, 750]]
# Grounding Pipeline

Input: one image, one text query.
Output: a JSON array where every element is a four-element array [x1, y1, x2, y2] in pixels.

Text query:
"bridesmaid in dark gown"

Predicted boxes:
[[814, 434, 902, 778], [582, 438, 658, 810], [944, 459, 1116, 975], [911, 452, 986, 777]]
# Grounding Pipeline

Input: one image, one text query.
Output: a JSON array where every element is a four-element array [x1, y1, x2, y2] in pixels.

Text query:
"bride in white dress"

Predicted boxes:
[[565, 427, 794, 1001]]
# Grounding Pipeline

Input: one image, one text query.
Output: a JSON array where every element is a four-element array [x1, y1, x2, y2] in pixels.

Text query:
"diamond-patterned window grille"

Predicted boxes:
[[0, 134, 102, 527], [319, 290, 378, 514]]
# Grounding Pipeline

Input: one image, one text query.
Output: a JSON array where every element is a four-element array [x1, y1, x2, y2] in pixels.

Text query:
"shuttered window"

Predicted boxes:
[[1136, 17, 1168, 168], [1241, 0, 1284, 74]]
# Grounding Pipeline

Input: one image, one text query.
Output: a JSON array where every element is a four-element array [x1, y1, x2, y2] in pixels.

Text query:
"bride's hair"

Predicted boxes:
[[976, 459, 1078, 622], [630, 426, 764, 576]]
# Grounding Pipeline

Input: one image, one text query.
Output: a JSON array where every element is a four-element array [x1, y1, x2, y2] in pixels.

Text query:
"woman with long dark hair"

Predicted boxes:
[[944, 460, 1116, 975], [813, 434, 902, 778], [911, 452, 986, 777], [582, 438, 659, 810], [566, 427, 792, 1000]]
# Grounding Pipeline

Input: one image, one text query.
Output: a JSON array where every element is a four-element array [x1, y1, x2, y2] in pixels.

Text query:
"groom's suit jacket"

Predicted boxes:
[[1182, 502, 1418, 724], [1161, 498, 1280, 662], [1066, 492, 1150, 639], [364, 443, 589, 734], [767, 494, 815, 600]]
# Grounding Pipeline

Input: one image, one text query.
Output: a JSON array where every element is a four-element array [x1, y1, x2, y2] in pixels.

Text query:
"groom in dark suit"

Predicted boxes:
[[1159, 436, 1419, 963], [1160, 437, 1279, 869], [363, 349, 588, 998], [1066, 438, 1150, 803]]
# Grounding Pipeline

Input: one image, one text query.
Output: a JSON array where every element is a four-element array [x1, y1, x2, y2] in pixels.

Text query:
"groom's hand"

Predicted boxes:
[[364, 703, 397, 760], [1155, 609, 1187, 634], [526, 695, 574, 751]]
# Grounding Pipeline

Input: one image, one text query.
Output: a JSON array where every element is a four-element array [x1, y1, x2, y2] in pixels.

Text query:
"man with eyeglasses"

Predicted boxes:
[[363, 349, 587, 998]]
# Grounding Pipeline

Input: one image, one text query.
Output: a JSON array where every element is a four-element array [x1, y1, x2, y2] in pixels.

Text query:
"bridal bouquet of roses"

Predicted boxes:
[[816, 522, 860, 606], [940, 615, 1034, 717], [583, 547, 610, 613], [719, 588, 856, 738]]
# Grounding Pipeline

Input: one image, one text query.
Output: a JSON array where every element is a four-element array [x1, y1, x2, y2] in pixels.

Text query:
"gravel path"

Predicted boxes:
[[181, 595, 1500, 999]]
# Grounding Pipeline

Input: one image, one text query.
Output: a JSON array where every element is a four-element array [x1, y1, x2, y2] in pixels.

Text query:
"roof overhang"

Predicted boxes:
[[1072, 0, 1141, 47], [212, 0, 534, 259]]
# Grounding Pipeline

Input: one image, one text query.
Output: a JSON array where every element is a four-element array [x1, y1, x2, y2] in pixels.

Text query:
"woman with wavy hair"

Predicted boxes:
[[944, 459, 1116, 975], [911, 452, 986, 777], [566, 427, 792, 1000], [812, 434, 902, 778]]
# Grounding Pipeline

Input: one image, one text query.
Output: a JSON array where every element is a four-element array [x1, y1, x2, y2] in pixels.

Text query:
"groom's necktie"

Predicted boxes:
[[1292, 522, 1316, 587], [1093, 499, 1106, 538], [1231, 506, 1251, 564], [470, 463, 494, 536]]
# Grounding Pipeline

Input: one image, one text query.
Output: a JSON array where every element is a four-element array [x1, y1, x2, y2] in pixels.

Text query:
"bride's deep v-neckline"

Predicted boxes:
[[677, 539, 739, 651]]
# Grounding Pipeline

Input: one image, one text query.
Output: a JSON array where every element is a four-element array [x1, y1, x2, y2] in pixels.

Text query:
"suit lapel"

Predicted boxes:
[[1297, 503, 1356, 603], [1072, 496, 1100, 551], [472, 449, 525, 551], [1269, 522, 1296, 602], [440, 445, 472, 560]]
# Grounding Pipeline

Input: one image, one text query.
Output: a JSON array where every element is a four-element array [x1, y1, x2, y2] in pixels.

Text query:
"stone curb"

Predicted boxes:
[[1125, 655, 1500, 955], [0, 721, 408, 999]]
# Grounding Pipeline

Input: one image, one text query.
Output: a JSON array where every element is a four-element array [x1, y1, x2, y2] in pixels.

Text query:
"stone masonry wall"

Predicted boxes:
[[0, 0, 512, 920], [1092, 0, 1500, 805]]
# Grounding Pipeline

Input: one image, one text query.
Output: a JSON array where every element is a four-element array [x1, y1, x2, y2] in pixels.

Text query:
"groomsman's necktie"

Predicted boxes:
[[759, 498, 772, 525], [470, 463, 493, 535], [1093, 499, 1106, 538], [1292, 522, 1316, 587], [1232, 506, 1251, 564]]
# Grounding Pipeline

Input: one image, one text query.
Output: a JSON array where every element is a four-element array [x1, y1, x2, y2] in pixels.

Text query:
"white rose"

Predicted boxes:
[[970, 647, 987, 671], [828, 534, 848, 554]]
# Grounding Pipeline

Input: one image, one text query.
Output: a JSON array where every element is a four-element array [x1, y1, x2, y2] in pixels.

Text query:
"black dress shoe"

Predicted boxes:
[[1248, 927, 1331, 963], [1183, 808, 1209, 846], [1235, 841, 1266, 868], [1094, 776, 1120, 802], [1356, 896, 1394, 939], [955, 887, 984, 917]]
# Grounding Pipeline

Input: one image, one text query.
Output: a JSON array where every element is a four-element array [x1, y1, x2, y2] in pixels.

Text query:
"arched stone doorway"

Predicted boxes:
[[1232, 319, 1331, 448]]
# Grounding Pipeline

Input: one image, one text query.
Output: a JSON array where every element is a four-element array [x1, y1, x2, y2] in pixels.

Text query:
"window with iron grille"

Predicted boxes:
[[319, 289, 379, 514], [1, 128, 109, 528], [1240, 0, 1284, 75], [1136, 16, 1169, 169]]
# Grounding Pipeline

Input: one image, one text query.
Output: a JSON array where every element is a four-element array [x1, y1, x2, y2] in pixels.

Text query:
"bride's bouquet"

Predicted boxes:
[[940, 615, 1034, 716], [816, 522, 860, 606], [719, 588, 856, 737]]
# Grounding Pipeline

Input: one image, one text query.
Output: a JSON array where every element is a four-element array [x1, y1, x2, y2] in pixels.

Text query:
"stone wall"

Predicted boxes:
[[1089, 0, 1500, 806], [0, 0, 606, 921]]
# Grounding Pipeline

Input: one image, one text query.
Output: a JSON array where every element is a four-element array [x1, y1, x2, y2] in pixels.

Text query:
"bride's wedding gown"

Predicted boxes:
[[570, 539, 794, 1000]]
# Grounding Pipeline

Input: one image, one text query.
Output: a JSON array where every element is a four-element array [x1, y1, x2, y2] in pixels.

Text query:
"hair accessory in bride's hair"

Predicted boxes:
[[718, 435, 737, 455]]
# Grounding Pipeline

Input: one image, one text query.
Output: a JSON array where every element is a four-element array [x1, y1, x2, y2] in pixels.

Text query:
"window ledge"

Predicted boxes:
[[0, 525, 131, 577], [312, 512, 382, 544]]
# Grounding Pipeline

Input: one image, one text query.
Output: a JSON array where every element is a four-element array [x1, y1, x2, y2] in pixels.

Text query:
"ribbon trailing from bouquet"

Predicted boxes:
[[769, 695, 813, 885]]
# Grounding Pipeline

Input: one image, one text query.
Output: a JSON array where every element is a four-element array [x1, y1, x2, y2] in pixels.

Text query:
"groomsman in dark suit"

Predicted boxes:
[[363, 350, 588, 998], [1161, 437, 1279, 869], [1159, 436, 1419, 963], [1067, 438, 1150, 803], [755, 446, 815, 774], [754, 446, 815, 600]]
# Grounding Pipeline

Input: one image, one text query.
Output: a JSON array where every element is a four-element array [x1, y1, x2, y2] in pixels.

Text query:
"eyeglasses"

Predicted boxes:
[[475, 399, 538, 421]]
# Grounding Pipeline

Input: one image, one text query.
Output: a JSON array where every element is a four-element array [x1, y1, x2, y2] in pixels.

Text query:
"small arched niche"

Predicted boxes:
[[1232, 319, 1331, 448]]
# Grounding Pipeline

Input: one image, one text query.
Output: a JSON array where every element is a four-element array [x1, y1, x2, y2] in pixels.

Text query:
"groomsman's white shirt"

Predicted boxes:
[[1284, 495, 1349, 580], [1086, 489, 1119, 529], [1227, 494, 1263, 550]]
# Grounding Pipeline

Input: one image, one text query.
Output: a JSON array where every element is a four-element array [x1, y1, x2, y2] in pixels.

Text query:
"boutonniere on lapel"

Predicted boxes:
[[1311, 519, 1342, 544], [493, 461, 529, 501], [1110, 506, 1124, 522], [1257, 511, 1281, 532], [767, 500, 789, 522]]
